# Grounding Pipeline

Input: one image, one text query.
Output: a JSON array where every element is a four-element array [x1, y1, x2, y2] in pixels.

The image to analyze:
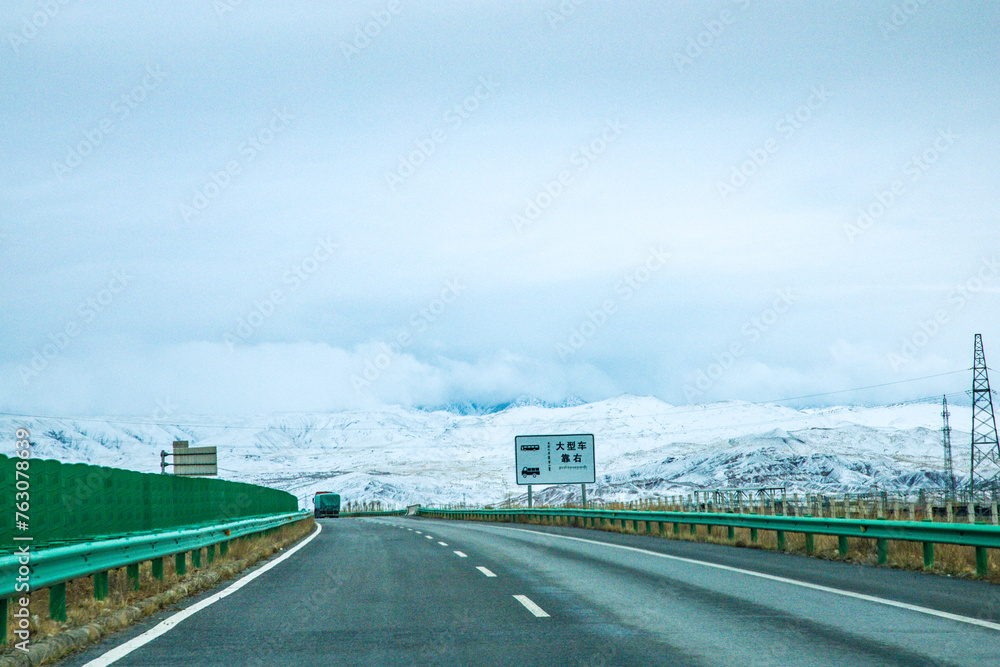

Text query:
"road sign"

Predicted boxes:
[[170, 440, 218, 476], [515, 434, 595, 485]]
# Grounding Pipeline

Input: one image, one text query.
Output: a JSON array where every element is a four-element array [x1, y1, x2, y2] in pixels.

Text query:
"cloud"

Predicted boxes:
[[2, 3, 999, 416]]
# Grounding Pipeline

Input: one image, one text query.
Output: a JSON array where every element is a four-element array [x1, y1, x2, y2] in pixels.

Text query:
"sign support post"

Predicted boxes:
[[515, 434, 595, 507]]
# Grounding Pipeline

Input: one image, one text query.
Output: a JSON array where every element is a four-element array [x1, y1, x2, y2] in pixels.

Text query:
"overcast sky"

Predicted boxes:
[[2, 1, 998, 417]]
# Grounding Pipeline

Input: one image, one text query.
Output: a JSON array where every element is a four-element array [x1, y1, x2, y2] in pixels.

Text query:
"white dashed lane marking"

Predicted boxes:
[[438, 541, 448, 546], [476, 566, 497, 578], [454, 551, 467, 558], [513, 595, 550, 618]]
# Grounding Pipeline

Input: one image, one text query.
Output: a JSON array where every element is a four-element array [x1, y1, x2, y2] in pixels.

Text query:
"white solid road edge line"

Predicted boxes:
[[513, 595, 550, 618], [497, 525, 1000, 633], [82, 521, 325, 667], [476, 566, 497, 578]]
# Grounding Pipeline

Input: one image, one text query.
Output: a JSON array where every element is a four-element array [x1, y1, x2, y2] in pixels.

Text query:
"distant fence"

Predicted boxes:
[[339, 509, 405, 518], [485, 489, 1000, 522], [0, 453, 298, 552]]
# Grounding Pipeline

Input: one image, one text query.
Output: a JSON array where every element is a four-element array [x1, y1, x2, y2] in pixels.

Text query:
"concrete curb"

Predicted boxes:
[[0, 522, 311, 667]]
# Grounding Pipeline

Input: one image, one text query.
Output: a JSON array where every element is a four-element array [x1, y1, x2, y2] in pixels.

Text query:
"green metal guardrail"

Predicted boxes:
[[1, 453, 299, 551], [1, 510, 308, 643], [419, 507, 1000, 578]]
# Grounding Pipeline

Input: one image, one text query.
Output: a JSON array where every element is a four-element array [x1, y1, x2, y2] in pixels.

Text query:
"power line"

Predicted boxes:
[[756, 369, 970, 405]]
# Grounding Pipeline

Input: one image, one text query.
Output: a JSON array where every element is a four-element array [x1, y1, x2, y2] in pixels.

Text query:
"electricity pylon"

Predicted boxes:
[[942, 395, 955, 498], [969, 334, 1000, 498]]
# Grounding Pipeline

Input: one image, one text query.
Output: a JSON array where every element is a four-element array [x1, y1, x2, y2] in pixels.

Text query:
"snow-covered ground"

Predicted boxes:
[[0, 396, 973, 508]]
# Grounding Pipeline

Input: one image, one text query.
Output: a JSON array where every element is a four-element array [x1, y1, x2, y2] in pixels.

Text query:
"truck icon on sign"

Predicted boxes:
[[519, 444, 540, 451], [520, 466, 540, 478]]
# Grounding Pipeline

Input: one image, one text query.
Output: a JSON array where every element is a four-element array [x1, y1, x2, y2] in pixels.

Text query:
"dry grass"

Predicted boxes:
[[4, 517, 315, 650]]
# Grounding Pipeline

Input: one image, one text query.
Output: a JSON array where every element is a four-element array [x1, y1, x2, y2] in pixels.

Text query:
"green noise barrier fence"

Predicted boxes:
[[1, 453, 298, 553], [419, 507, 1000, 578]]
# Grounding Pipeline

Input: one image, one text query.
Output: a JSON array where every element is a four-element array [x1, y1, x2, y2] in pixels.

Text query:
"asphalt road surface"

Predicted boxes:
[[60, 516, 1000, 666]]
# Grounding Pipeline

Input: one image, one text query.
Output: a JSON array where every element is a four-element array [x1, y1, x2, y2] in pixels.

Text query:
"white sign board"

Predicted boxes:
[[515, 434, 595, 485]]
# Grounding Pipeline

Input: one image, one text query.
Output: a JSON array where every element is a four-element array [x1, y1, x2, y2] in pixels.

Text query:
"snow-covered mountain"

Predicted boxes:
[[0, 396, 972, 508]]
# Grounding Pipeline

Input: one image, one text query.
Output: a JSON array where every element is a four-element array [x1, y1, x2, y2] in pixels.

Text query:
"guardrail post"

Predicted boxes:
[[838, 535, 848, 556], [877, 538, 888, 565], [776, 530, 786, 551], [672, 522, 680, 536], [49, 582, 66, 621], [750, 527, 758, 543], [127, 563, 140, 590], [175, 552, 186, 576], [152, 556, 164, 580], [727, 525, 735, 541], [220, 540, 229, 557], [191, 548, 202, 569], [923, 541, 934, 569], [207, 543, 216, 564], [1, 597, 6, 644], [94, 570, 109, 600], [976, 547, 989, 578], [689, 522, 696, 537], [805, 533, 814, 555]]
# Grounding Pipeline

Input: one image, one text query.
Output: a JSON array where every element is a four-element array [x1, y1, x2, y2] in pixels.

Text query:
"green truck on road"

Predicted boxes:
[[314, 492, 341, 518]]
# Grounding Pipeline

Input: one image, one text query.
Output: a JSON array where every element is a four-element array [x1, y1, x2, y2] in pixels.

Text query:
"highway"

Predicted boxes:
[[61, 516, 1000, 666]]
